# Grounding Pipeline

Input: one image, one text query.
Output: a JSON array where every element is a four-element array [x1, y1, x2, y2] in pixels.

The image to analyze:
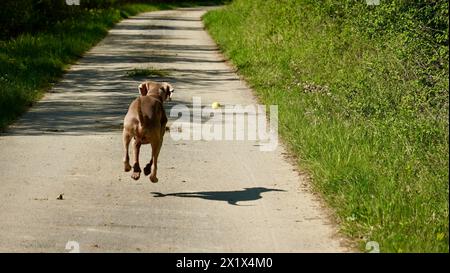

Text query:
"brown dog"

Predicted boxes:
[[123, 81, 174, 182]]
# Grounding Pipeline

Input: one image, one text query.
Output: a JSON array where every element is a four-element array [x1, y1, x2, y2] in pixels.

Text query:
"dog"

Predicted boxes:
[[122, 81, 174, 182]]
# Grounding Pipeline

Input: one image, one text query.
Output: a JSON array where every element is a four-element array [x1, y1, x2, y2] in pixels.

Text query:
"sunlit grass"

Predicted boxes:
[[203, 0, 449, 252]]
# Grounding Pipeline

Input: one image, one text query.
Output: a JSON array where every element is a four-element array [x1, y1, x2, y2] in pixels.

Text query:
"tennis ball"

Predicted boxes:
[[211, 102, 221, 109]]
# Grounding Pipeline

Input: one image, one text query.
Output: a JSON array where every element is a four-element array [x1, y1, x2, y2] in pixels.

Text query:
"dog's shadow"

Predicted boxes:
[[151, 187, 285, 206]]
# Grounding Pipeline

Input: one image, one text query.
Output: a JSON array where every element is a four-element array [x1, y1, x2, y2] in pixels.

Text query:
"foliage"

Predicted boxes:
[[203, 0, 449, 252]]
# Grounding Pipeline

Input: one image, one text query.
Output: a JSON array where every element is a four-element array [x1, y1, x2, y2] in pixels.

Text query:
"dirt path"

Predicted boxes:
[[0, 7, 349, 252]]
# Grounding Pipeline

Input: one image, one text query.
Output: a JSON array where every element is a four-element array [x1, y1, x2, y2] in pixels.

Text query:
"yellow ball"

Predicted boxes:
[[211, 102, 221, 109]]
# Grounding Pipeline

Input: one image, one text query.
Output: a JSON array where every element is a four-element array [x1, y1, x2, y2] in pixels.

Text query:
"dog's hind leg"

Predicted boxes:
[[144, 158, 152, 176], [149, 137, 161, 183], [147, 123, 167, 179], [145, 127, 165, 176], [123, 130, 132, 172], [131, 139, 142, 180]]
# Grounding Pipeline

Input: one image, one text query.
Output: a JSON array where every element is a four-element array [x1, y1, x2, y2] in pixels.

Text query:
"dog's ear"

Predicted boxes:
[[138, 83, 148, 96], [167, 83, 174, 93], [167, 84, 174, 99], [158, 84, 167, 100], [159, 83, 174, 101]]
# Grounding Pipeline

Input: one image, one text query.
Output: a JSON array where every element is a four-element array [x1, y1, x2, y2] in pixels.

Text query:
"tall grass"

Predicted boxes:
[[203, 0, 449, 252]]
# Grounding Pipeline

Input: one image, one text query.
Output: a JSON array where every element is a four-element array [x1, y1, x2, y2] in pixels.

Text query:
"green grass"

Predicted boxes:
[[125, 67, 171, 78], [203, 0, 449, 252], [0, 0, 226, 131]]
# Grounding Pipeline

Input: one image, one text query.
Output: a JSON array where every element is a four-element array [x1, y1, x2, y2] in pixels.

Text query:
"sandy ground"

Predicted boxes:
[[0, 7, 350, 252]]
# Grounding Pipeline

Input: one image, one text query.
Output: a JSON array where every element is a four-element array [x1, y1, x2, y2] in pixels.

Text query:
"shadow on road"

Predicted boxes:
[[151, 187, 285, 206]]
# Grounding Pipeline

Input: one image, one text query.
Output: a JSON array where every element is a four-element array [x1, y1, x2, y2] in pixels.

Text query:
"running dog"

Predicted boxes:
[[122, 81, 174, 182]]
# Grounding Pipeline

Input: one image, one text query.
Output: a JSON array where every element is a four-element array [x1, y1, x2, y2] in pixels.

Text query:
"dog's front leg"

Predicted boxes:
[[131, 139, 142, 180]]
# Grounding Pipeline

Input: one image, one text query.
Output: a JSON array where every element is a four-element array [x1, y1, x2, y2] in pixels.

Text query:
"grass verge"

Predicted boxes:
[[203, 1, 449, 252]]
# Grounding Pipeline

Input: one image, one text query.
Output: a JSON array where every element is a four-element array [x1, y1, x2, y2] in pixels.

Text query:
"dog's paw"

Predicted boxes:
[[150, 175, 158, 183], [131, 172, 141, 180], [143, 164, 151, 176], [124, 162, 132, 172]]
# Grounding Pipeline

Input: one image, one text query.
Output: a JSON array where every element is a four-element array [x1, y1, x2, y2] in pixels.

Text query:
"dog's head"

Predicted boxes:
[[138, 81, 174, 102]]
